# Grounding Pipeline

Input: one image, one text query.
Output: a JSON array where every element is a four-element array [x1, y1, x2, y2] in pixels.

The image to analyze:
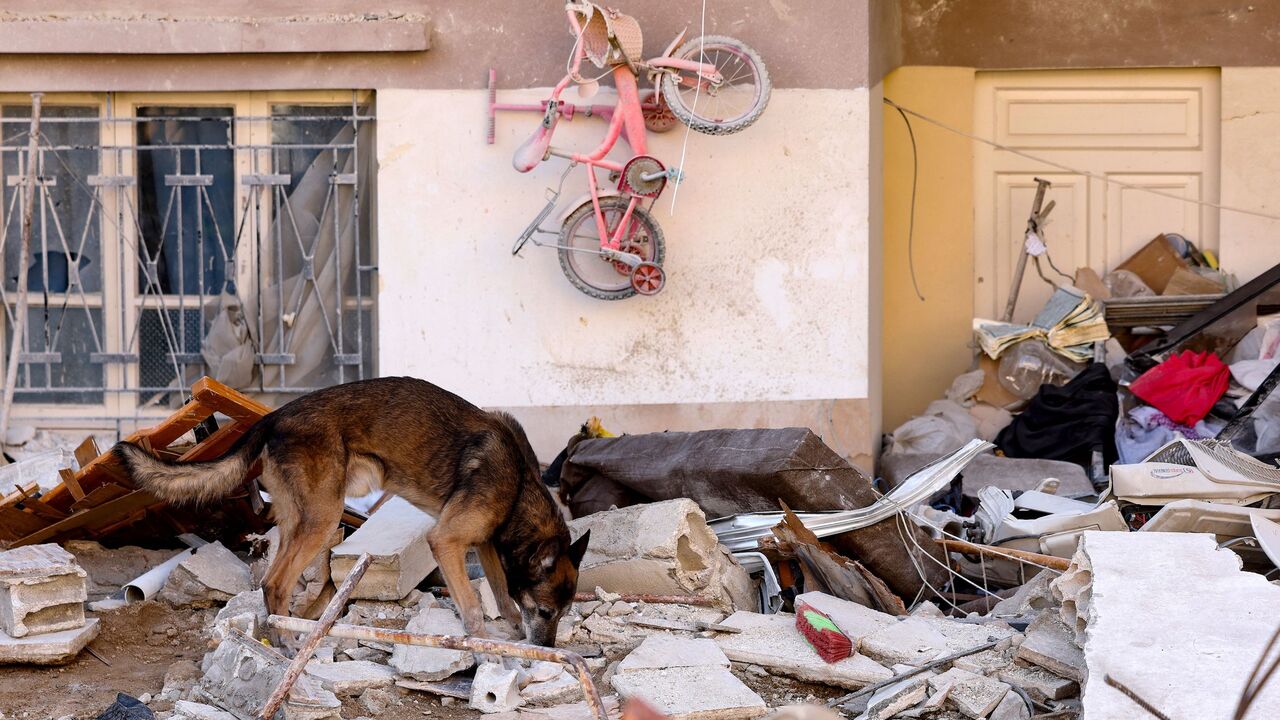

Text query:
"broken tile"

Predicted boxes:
[[715, 611, 893, 690], [159, 541, 253, 607], [389, 606, 474, 681], [331, 496, 437, 601], [0, 617, 98, 665], [617, 634, 729, 673], [304, 660, 396, 695], [611, 665, 766, 720], [0, 543, 87, 638], [987, 691, 1030, 720], [996, 662, 1077, 702], [1014, 612, 1084, 684]]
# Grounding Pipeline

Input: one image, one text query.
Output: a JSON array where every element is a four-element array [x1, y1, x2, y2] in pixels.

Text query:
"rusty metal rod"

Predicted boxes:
[[259, 552, 372, 720], [267, 615, 609, 720], [431, 586, 718, 607]]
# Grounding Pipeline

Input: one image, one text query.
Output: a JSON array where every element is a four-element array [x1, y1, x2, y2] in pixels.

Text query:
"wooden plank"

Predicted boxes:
[[192, 377, 271, 423], [59, 468, 85, 501], [0, 506, 49, 538], [70, 483, 129, 512], [73, 436, 102, 469], [16, 497, 67, 522], [139, 397, 214, 449], [177, 422, 251, 463], [11, 489, 157, 547], [0, 481, 38, 508]]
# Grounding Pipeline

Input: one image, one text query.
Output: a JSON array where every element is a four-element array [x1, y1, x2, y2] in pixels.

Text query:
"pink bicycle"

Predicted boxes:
[[489, 2, 770, 299]]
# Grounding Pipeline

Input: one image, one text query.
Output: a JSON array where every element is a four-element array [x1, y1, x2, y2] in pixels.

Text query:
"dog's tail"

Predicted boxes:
[[112, 419, 273, 505]]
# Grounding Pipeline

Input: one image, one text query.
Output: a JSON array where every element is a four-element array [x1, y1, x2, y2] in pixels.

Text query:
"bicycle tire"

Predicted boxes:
[[558, 198, 666, 301], [660, 35, 771, 136]]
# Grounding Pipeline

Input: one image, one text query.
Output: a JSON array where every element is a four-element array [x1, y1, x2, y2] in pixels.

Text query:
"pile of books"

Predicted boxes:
[[974, 288, 1109, 363]]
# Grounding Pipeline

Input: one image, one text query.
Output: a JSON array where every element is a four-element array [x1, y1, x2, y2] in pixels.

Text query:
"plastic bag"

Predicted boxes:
[[998, 340, 1086, 401], [201, 298, 255, 388], [1130, 350, 1229, 426], [886, 400, 978, 456]]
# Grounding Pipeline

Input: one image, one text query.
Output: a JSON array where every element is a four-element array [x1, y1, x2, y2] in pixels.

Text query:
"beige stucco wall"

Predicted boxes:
[[1221, 68, 1280, 282], [880, 67, 976, 432], [375, 87, 879, 466]]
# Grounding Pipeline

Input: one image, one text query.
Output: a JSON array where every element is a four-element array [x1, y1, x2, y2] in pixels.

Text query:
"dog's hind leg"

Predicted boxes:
[[477, 542, 523, 637]]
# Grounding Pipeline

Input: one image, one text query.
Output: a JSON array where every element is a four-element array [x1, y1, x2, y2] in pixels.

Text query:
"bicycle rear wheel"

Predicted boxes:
[[558, 197, 666, 301], [660, 35, 771, 136]]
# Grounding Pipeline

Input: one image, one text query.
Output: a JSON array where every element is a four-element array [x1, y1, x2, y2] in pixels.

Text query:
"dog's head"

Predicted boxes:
[[508, 530, 590, 647]]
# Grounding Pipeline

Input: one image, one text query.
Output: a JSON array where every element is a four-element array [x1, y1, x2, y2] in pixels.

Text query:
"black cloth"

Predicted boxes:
[[996, 362, 1119, 469], [95, 694, 155, 720]]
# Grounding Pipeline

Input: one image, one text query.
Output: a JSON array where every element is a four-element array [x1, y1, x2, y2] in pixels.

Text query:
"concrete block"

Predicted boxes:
[[172, 701, 239, 720], [211, 589, 267, 643], [304, 660, 396, 695], [331, 496, 437, 601], [928, 668, 1009, 719], [864, 675, 929, 720], [521, 669, 582, 706], [618, 634, 729, 673], [1066, 532, 1280, 719], [0, 543, 87, 638], [470, 662, 524, 714], [568, 499, 755, 611], [859, 617, 949, 666], [0, 617, 98, 665], [195, 628, 339, 720], [1014, 612, 1084, 684], [715, 611, 893, 690], [159, 541, 253, 607], [989, 570, 1056, 620], [997, 663, 1077, 702], [611, 665, 766, 720], [988, 691, 1030, 720], [389, 606, 474, 681]]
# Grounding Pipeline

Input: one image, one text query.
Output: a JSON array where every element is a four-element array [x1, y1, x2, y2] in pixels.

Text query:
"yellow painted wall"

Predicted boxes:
[[881, 66, 977, 432]]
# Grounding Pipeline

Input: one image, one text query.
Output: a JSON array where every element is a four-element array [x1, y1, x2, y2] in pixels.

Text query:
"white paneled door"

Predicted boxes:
[[974, 70, 1220, 323]]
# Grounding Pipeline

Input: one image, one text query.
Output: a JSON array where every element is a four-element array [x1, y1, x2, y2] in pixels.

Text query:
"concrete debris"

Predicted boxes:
[[1067, 531, 1280, 719], [358, 687, 397, 715], [171, 701, 239, 720], [618, 634, 730, 673], [520, 668, 582, 706], [986, 691, 1030, 720], [303, 659, 396, 695], [612, 666, 767, 720], [210, 589, 266, 643], [471, 661, 525, 713], [996, 662, 1077, 702], [927, 668, 1010, 719], [988, 570, 1056, 620], [195, 628, 339, 720], [0, 543, 87, 638], [715, 611, 894, 690], [158, 541, 253, 608], [1013, 612, 1084, 684], [389, 606, 475, 680], [331, 495, 437, 601], [863, 674, 929, 720], [255, 525, 343, 616], [0, 617, 99, 665], [568, 499, 755, 611], [474, 576, 502, 619]]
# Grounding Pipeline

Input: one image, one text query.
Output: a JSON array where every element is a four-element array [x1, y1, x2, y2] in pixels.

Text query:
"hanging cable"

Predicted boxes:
[[890, 103, 925, 301]]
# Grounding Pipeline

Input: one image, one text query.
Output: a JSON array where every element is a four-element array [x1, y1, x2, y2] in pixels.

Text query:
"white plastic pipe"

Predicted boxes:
[[123, 549, 192, 603]]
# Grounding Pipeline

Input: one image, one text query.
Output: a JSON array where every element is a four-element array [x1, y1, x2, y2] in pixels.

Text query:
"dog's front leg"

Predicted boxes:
[[427, 527, 506, 667], [477, 542, 524, 639]]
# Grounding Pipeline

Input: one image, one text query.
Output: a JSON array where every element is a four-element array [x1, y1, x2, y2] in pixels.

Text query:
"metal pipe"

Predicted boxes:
[[266, 615, 609, 720], [430, 586, 719, 607], [259, 552, 372, 720], [0, 93, 43, 442]]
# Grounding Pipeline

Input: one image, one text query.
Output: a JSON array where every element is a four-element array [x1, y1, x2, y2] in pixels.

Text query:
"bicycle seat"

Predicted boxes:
[[513, 107, 559, 173], [570, 2, 643, 68]]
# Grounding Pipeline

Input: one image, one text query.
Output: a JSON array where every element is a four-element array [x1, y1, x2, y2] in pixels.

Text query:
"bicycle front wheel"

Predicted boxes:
[[558, 197, 666, 301], [660, 35, 771, 136]]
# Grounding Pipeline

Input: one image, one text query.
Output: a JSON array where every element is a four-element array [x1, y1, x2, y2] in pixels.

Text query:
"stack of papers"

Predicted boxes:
[[975, 288, 1110, 362]]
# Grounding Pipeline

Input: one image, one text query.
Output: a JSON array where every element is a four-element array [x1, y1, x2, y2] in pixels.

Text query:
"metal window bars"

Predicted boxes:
[[0, 98, 376, 415]]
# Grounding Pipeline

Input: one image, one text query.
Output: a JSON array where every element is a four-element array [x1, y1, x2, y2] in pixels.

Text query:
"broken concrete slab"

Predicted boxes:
[[211, 589, 267, 643], [171, 701, 239, 720], [793, 591, 896, 647], [618, 634, 729, 673], [568, 499, 754, 611], [521, 669, 582, 706], [472, 662, 524, 714], [473, 576, 502, 620], [304, 660, 397, 695], [951, 646, 1015, 677], [863, 675, 929, 720], [928, 668, 1010, 719], [0, 617, 98, 665], [0, 543, 87, 638], [611, 665, 766, 720], [989, 570, 1056, 620], [996, 663, 1077, 702], [195, 627, 339, 720], [331, 495, 437, 601], [159, 541, 253, 608], [513, 695, 621, 720], [389, 606, 474, 681], [1065, 532, 1280, 719], [1014, 612, 1084, 684], [858, 617, 949, 666], [987, 691, 1030, 720], [716, 611, 893, 690]]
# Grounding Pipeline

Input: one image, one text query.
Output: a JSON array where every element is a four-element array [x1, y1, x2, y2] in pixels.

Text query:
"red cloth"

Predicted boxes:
[[1130, 350, 1229, 426]]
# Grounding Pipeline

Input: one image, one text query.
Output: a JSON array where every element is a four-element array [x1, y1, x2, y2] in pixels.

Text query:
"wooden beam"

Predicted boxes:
[[59, 468, 85, 501], [192, 377, 271, 423], [11, 489, 157, 547], [70, 483, 130, 512], [73, 436, 101, 470]]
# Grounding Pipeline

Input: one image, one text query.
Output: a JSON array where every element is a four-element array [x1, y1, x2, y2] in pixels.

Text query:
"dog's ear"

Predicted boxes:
[[568, 530, 590, 568]]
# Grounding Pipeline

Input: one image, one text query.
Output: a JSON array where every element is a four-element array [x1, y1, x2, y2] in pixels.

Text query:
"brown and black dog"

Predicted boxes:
[[112, 376, 589, 647]]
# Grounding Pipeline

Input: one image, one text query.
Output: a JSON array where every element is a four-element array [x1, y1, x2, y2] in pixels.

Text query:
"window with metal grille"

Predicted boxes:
[[0, 92, 375, 426]]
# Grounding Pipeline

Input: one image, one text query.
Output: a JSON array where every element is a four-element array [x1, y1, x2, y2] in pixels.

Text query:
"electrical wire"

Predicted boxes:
[[890, 104, 925, 302], [668, 0, 706, 214]]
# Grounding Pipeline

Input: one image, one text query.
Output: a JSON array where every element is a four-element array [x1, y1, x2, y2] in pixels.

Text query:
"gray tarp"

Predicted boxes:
[[559, 427, 948, 599]]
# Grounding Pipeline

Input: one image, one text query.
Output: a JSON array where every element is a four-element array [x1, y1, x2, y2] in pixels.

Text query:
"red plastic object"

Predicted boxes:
[[795, 601, 852, 664], [1130, 350, 1230, 426]]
